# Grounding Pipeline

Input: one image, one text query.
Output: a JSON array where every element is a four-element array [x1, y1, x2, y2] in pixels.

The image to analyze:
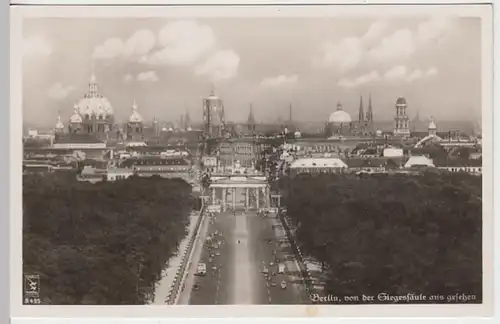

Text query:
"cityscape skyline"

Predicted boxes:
[[23, 17, 481, 128]]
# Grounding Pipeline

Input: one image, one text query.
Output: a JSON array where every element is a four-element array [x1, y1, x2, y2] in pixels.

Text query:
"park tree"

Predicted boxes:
[[281, 172, 482, 303], [23, 173, 193, 305]]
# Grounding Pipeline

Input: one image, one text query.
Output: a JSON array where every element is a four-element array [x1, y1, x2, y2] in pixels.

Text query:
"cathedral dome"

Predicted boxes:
[[428, 120, 437, 130], [329, 102, 352, 125], [75, 72, 114, 119], [396, 97, 407, 105], [128, 100, 143, 123], [55, 115, 64, 130], [69, 105, 83, 124]]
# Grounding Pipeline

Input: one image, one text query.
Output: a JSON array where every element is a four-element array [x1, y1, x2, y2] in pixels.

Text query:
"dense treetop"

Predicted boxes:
[[280, 172, 482, 303], [23, 173, 194, 305]]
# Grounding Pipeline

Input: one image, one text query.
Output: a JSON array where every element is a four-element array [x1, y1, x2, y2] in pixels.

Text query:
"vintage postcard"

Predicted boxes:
[[10, 3, 493, 318]]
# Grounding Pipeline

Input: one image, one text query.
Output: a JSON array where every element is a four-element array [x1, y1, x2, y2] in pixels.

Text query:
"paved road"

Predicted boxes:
[[186, 209, 310, 304]]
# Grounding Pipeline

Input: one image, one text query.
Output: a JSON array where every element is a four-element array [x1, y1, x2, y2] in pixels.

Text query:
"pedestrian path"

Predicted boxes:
[[281, 215, 327, 293], [150, 211, 200, 305], [270, 214, 310, 303]]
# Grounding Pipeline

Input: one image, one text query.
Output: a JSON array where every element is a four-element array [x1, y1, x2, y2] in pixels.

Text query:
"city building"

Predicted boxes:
[[127, 100, 144, 141], [216, 138, 261, 168], [202, 89, 226, 138], [289, 157, 348, 175], [325, 95, 375, 136], [120, 156, 192, 180], [68, 72, 114, 140], [106, 167, 134, 181], [393, 97, 411, 136]]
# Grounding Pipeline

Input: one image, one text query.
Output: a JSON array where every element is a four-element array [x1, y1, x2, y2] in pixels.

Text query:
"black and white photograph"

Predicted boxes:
[[11, 3, 493, 318]]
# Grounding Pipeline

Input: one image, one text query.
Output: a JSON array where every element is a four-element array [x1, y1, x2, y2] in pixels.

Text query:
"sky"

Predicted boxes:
[[22, 17, 482, 128]]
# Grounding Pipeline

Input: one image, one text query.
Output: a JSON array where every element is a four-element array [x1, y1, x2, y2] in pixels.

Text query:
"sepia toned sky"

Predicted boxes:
[[22, 17, 482, 127]]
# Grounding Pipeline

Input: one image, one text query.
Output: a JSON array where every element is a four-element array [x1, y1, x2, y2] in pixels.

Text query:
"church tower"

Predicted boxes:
[[393, 97, 410, 136], [358, 96, 364, 124], [247, 103, 256, 133], [367, 94, 374, 124], [55, 112, 65, 134], [127, 100, 144, 141], [428, 117, 437, 136]]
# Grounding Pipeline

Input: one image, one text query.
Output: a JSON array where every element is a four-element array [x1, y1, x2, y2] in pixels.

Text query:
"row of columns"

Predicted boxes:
[[210, 186, 270, 211]]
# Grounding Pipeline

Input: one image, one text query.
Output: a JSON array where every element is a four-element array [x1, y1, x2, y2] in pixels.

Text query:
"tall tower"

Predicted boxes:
[[202, 88, 225, 138], [247, 103, 256, 133], [393, 97, 410, 136], [55, 112, 65, 134], [184, 109, 191, 131], [153, 116, 159, 137], [367, 93, 374, 124], [127, 100, 144, 141], [358, 96, 364, 123], [428, 117, 437, 136]]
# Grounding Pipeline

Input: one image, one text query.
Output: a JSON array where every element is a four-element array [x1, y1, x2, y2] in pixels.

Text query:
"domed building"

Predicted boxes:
[[126, 100, 144, 141], [325, 96, 375, 137], [329, 102, 352, 125], [428, 118, 437, 136], [55, 114, 65, 134], [68, 72, 114, 139]]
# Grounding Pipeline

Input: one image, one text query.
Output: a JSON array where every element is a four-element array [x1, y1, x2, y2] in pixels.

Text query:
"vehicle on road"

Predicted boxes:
[[208, 257, 213, 263], [196, 263, 207, 276], [278, 263, 285, 274], [280, 280, 287, 289], [262, 267, 269, 275], [271, 282, 277, 287], [216, 252, 220, 256], [269, 262, 274, 266], [212, 265, 217, 271]]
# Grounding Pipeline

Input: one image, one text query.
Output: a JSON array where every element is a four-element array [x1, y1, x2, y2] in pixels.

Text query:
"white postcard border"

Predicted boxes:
[[10, 3, 494, 318]]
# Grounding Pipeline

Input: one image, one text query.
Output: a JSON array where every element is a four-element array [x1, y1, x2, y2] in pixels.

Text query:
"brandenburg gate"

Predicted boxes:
[[208, 168, 270, 211]]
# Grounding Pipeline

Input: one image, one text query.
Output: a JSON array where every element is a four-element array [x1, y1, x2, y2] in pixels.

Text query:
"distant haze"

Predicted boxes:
[[22, 17, 482, 128]]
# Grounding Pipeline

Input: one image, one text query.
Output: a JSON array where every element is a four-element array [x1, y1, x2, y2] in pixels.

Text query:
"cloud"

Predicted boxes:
[[24, 36, 52, 58], [260, 74, 298, 87], [317, 18, 455, 69], [337, 71, 381, 88], [92, 29, 156, 60], [136, 71, 159, 82], [314, 20, 389, 71], [141, 20, 216, 66], [338, 65, 437, 87], [315, 37, 364, 71], [426, 66, 438, 77], [368, 18, 455, 62], [368, 29, 416, 61], [384, 65, 438, 82], [47, 83, 75, 100], [123, 73, 133, 83], [417, 18, 454, 43], [195, 50, 240, 81], [363, 20, 390, 43]]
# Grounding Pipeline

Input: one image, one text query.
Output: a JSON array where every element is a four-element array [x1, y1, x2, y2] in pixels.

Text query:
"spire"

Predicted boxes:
[[247, 103, 256, 125], [210, 83, 215, 96], [358, 95, 364, 122], [336, 101, 343, 111], [88, 68, 99, 97], [55, 111, 64, 130], [132, 99, 138, 111], [367, 93, 373, 122], [289, 103, 293, 122], [185, 108, 191, 129]]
